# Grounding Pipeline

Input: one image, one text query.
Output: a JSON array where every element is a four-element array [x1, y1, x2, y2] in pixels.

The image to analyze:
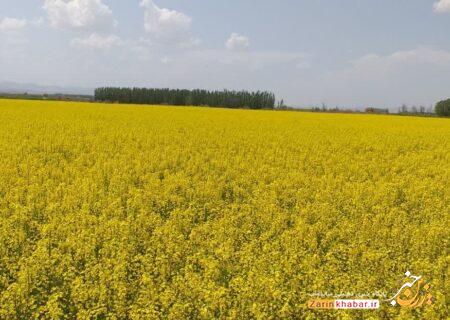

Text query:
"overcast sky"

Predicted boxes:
[[1, 0, 450, 108]]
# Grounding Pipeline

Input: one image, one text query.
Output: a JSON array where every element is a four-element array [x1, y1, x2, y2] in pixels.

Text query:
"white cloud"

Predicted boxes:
[[140, 0, 197, 46], [313, 47, 450, 108], [70, 33, 122, 50], [434, 0, 450, 13], [43, 0, 115, 31], [296, 61, 311, 69], [226, 33, 250, 51], [0, 18, 27, 33], [31, 17, 46, 27], [212, 50, 306, 71], [161, 56, 172, 64], [351, 47, 450, 71]]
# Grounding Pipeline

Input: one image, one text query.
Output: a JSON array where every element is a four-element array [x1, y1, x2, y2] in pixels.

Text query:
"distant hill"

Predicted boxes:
[[0, 82, 94, 96]]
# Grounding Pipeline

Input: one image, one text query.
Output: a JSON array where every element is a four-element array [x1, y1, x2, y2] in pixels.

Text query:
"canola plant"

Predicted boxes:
[[0, 99, 448, 319]]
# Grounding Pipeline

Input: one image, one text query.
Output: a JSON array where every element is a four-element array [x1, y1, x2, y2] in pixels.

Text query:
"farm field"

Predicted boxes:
[[0, 99, 448, 319]]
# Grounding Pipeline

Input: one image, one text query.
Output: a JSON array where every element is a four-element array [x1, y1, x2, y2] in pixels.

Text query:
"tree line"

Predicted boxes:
[[399, 101, 450, 117], [95, 87, 276, 109]]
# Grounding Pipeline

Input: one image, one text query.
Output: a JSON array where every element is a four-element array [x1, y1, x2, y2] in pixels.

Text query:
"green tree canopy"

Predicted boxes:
[[95, 87, 276, 110], [435, 99, 450, 116]]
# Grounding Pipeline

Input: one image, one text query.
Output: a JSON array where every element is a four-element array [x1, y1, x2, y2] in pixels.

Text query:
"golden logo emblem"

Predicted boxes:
[[387, 271, 434, 308]]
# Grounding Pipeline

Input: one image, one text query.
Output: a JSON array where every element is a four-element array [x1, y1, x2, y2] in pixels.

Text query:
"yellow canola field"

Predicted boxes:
[[0, 99, 448, 319]]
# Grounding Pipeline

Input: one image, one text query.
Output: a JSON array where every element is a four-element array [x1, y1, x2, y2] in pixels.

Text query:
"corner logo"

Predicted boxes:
[[308, 270, 434, 310], [387, 271, 434, 308]]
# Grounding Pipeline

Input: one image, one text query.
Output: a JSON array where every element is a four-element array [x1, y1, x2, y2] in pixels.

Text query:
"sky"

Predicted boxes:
[[1, 0, 450, 109]]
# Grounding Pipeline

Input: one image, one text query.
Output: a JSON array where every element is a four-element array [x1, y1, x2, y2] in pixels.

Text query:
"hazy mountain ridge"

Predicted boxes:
[[0, 82, 94, 96]]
